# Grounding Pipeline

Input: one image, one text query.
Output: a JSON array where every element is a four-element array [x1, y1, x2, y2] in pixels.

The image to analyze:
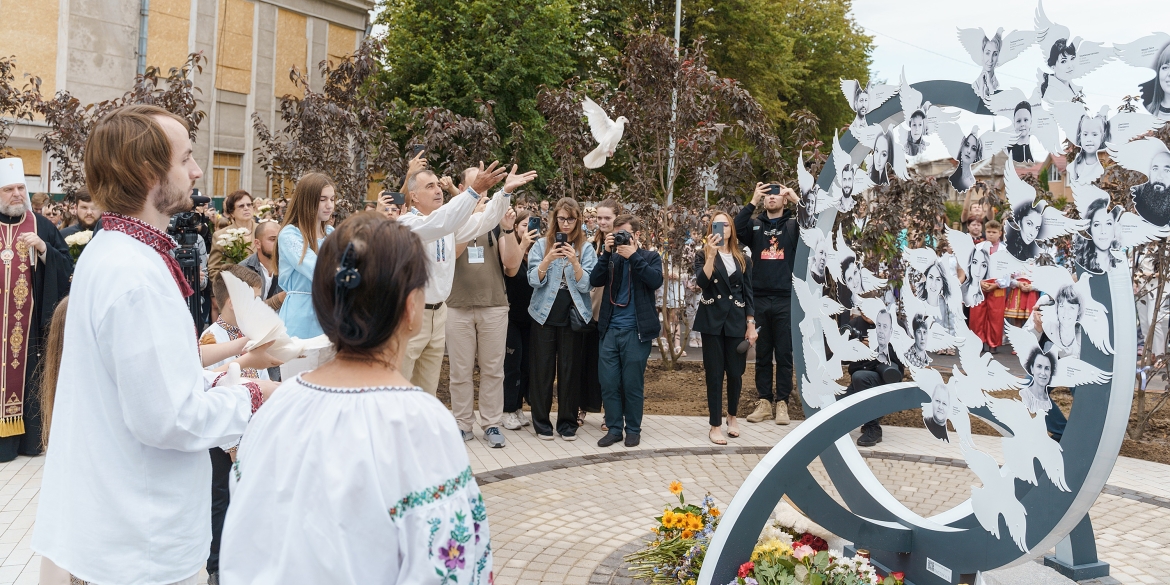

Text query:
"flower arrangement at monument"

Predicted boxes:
[[64, 229, 92, 262], [217, 227, 252, 264], [628, 483, 901, 585]]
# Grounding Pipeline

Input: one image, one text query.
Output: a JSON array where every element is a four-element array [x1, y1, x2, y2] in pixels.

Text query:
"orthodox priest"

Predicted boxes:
[[0, 158, 70, 462]]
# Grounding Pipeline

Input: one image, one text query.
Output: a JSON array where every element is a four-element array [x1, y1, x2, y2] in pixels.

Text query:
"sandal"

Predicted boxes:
[[577, 408, 586, 428], [727, 420, 741, 438], [709, 428, 728, 445]]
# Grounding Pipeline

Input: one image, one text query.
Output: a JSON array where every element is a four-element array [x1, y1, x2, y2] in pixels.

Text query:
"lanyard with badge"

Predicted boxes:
[[467, 231, 493, 264]]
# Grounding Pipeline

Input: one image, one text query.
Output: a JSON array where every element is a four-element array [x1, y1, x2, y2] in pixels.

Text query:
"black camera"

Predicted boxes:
[[613, 230, 632, 247], [876, 362, 902, 384], [168, 188, 211, 329]]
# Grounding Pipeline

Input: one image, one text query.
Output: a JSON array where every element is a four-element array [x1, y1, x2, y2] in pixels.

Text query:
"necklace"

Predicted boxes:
[[0, 214, 27, 266]]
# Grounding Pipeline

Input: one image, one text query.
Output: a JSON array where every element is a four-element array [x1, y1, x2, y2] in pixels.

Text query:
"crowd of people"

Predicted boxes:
[[2, 99, 1160, 584]]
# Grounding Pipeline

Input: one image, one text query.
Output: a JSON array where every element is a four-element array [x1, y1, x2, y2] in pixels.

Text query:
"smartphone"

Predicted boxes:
[[384, 191, 406, 206], [410, 144, 426, 157], [527, 216, 541, 233], [711, 221, 726, 241], [555, 232, 567, 247], [765, 184, 781, 196]]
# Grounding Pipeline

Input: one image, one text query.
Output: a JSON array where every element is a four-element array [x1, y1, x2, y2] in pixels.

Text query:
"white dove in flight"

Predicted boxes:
[[964, 442, 1030, 552], [582, 96, 628, 169], [222, 271, 332, 363]]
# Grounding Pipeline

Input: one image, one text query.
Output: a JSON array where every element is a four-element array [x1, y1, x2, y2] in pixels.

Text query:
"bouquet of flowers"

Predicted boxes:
[[626, 481, 722, 584], [64, 230, 93, 262], [726, 515, 900, 585], [217, 227, 252, 264]]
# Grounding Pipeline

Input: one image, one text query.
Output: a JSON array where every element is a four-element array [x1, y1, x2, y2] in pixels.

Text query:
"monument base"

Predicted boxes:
[[1042, 555, 1110, 581]]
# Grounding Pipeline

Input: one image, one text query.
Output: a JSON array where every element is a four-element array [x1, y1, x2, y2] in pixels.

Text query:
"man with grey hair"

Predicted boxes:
[[394, 155, 537, 395], [0, 157, 72, 462]]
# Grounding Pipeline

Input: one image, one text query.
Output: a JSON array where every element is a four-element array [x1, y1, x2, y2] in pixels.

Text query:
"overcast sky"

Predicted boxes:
[[850, 0, 1170, 162]]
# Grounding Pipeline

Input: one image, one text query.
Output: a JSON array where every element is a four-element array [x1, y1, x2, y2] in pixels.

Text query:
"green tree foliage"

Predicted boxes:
[[580, 0, 873, 138], [374, 0, 586, 180]]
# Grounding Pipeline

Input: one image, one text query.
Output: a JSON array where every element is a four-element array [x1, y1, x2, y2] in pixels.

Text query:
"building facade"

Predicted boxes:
[[1, 0, 372, 199]]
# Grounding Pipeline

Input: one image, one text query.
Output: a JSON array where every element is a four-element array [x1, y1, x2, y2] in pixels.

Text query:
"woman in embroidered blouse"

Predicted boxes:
[[277, 173, 336, 338], [221, 212, 492, 584]]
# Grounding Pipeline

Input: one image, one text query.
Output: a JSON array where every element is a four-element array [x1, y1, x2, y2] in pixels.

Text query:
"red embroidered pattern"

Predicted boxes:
[[245, 381, 263, 414], [101, 212, 195, 298]]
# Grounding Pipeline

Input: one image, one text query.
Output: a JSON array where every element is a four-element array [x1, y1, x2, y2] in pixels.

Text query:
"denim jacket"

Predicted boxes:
[[527, 238, 598, 325]]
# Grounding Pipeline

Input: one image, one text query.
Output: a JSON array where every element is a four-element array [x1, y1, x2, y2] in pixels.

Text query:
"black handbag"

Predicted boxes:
[[569, 302, 596, 333]]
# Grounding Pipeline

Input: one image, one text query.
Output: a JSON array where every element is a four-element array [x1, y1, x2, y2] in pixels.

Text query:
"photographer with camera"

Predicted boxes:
[[843, 306, 903, 447], [590, 215, 662, 448], [32, 104, 280, 585], [735, 181, 800, 426]]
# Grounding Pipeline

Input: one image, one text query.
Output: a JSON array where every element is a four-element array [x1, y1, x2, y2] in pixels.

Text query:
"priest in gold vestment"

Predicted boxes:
[[0, 158, 71, 462]]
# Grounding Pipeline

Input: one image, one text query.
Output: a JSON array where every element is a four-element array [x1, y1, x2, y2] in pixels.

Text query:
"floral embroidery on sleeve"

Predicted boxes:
[[388, 466, 473, 521]]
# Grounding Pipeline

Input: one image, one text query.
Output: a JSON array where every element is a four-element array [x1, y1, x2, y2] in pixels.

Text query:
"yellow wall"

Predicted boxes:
[[146, 0, 192, 74], [11, 149, 42, 176], [274, 9, 307, 98], [215, 0, 254, 94], [327, 24, 358, 64], [0, 0, 59, 98]]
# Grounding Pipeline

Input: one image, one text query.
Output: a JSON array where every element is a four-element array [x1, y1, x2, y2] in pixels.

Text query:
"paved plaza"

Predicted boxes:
[[1, 413, 1168, 584]]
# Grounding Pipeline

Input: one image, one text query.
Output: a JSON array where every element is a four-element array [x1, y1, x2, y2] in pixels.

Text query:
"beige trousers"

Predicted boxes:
[[401, 304, 447, 395], [41, 557, 198, 585], [446, 305, 510, 431]]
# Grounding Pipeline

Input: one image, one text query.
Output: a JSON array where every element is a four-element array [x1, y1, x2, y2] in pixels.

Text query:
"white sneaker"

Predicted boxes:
[[517, 410, 531, 427], [502, 411, 523, 430]]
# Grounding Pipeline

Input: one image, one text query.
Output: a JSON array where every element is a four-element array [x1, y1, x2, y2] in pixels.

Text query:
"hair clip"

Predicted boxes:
[[335, 242, 362, 297]]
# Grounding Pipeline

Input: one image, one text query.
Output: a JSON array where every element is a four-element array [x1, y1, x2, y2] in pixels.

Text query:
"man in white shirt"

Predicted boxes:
[[395, 162, 536, 395], [31, 104, 280, 585]]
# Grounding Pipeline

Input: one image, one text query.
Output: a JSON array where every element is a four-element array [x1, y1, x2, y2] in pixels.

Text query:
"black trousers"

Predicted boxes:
[[754, 295, 794, 403], [843, 370, 883, 432], [207, 446, 232, 574], [579, 328, 603, 413], [529, 321, 583, 436], [503, 318, 531, 412], [702, 333, 747, 427]]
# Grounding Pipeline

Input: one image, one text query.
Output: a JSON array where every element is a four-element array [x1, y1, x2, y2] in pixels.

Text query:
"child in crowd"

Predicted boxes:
[[200, 265, 269, 380], [969, 220, 1008, 353]]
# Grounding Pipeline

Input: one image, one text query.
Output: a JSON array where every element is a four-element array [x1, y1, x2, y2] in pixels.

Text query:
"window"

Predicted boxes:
[[1049, 163, 1061, 182], [212, 152, 243, 197]]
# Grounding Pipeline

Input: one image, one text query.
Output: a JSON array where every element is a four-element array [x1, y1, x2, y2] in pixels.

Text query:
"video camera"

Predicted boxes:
[[168, 189, 211, 328]]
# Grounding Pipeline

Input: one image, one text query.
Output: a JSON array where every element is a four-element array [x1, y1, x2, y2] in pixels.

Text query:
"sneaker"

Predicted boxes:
[[597, 433, 623, 447], [560, 431, 577, 441], [502, 411, 523, 431], [774, 401, 790, 425], [624, 432, 641, 448], [484, 427, 506, 449], [746, 400, 773, 423], [856, 426, 882, 447], [537, 432, 555, 441], [460, 429, 474, 442]]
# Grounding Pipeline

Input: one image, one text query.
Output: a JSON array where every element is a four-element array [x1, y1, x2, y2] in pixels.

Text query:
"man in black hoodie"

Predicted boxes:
[[735, 182, 800, 424]]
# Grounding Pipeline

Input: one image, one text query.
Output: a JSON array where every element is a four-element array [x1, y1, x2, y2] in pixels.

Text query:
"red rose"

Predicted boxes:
[[891, 572, 905, 583], [738, 561, 754, 578]]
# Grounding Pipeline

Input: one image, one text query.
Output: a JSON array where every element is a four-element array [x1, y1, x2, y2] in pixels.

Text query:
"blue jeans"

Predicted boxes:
[[598, 328, 652, 435]]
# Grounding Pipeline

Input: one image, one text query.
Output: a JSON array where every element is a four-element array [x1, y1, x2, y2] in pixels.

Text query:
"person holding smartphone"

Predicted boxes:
[[693, 214, 756, 445], [526, 198, 598, 440], [377, 190, 404, 220], [734, 182, 799, 425]]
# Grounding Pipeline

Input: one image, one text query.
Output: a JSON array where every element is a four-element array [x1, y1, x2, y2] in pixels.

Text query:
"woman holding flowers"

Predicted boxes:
[[208, 190, 258, 284]]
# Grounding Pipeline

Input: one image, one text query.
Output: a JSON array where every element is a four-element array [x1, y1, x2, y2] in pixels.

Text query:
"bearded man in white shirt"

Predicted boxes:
[[395, 161, 536, 395], [32, 104, 280, 585]]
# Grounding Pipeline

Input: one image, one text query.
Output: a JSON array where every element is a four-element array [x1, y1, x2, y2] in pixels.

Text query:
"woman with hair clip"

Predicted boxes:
[[278, 173, 336, 339], [527, 198, 598, 441], [693, 213, 757, 445], [221, 212, 493, 584]]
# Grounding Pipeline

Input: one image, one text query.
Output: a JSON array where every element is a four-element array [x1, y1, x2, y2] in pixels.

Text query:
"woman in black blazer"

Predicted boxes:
[[693, 212, 757, 445]]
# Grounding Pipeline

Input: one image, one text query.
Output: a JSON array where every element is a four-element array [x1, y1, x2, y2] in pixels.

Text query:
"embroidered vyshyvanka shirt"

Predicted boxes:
[[221, 376, 492, 585], [32, 228, 255, 585]]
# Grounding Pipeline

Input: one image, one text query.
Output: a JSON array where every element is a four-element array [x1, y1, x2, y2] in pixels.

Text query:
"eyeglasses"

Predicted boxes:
[[556, 216, 578, 224], [236, 202, 254, 209]]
